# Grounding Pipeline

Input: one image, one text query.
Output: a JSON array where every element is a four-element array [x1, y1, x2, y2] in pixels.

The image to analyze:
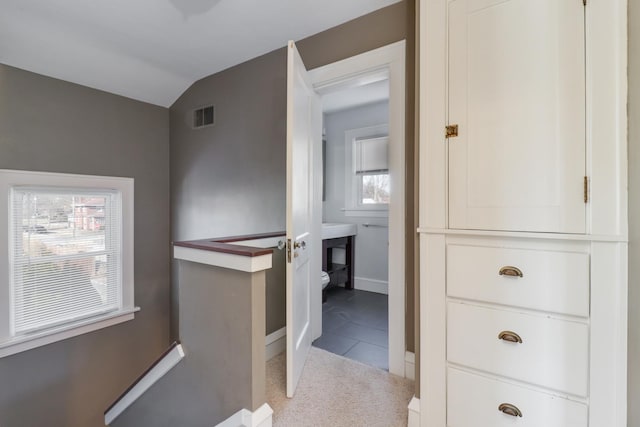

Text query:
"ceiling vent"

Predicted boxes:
[[193, 105, 214, 128]]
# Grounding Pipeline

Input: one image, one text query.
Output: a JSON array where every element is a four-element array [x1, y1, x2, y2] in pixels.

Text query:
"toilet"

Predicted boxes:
[[320, 271, 330, 289], [321, 271, 330, 303]]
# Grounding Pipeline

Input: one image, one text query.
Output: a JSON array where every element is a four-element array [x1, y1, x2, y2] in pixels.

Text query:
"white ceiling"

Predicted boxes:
[[0, 0, 400, 107], [322, 78, 389, 114]]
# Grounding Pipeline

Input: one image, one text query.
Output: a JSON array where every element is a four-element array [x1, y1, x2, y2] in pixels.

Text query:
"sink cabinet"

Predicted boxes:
[[321, 235, 355, 300]]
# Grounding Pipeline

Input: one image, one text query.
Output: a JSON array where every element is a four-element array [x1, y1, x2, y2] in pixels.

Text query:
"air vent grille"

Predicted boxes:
[[193, 105, 214, 128]]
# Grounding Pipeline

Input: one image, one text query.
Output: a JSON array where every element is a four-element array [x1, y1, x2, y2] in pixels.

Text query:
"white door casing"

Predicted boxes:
[[448, 0, 586, 233], [286, 40, 322, 397], [308, 41, 406, 377]]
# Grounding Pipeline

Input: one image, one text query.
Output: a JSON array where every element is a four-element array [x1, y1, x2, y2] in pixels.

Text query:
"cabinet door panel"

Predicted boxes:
[[447, 243, 590, 317], [448, 0, 585, 233], [447, 302, 589, 396], [447, 368, 588, 427]]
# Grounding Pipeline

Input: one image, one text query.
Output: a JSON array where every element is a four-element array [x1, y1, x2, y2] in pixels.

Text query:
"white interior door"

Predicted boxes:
[[448, 0, 586, 233], [286, 40, 321, 397]]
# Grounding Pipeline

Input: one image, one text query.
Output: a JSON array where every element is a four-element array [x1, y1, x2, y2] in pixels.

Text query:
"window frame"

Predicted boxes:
[[0, 169, 137, 358], [343, 124, 390, 217]]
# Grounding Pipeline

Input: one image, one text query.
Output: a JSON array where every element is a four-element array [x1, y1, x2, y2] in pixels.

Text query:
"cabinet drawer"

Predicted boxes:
[[447, 244, 589, 317], [447, 368, 588, 427], [447, 302, 589, 396]]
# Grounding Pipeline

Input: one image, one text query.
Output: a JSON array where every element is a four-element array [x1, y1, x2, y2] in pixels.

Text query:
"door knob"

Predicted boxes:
[[294, 241, 306, 250]]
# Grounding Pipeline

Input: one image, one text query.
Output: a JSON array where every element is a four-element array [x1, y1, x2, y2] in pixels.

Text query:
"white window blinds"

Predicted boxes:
[[10, 188, 122, 335], [355, 136, 389, 175]]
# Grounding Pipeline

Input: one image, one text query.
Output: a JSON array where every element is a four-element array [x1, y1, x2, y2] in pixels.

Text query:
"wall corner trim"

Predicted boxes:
[[405, 351, 416, 380], [105, 343, 185, 425], [408, 396, 420, 427], [266, 327, 287, 361], [216, 403, 273, 427], [173, 246, 272, 272]]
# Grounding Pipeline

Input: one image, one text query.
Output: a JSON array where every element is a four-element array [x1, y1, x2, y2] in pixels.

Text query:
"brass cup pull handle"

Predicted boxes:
[[498, 403, 523, 417], [499, 266, 523, 277], [498, 330, 523, 344]]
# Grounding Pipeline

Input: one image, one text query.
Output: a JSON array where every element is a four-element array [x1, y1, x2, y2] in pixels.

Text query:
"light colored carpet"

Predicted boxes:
[[266, 347, 414, 427]]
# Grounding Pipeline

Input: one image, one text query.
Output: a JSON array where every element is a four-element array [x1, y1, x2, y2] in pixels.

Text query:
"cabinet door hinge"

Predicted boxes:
[[445, 124, 459, 139], [584, 176, 589, 203]]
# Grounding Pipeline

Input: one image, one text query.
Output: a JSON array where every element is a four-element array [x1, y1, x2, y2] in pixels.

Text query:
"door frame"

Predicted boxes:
[[308, 40, 407, 377]]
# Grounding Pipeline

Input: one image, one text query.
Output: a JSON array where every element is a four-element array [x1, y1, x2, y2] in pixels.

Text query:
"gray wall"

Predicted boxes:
[[628, 0, 640, 423], [170, 49, 287, 242], [169, 0, 415, 350], [169, 48, 287, 338], [113, 261, 266, 427], [265, 248, 286, 335], [323, 101, 390, 286], [0, 64, 171, 427]]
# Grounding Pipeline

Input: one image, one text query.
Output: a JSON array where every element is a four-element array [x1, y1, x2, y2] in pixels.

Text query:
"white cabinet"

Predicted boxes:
[[447, 0, 586, 233], [436, 236, 597, 424], [419, 0, 628, 424]]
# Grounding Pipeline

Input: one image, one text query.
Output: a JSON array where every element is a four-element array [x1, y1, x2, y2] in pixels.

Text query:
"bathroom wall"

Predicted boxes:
[[0, 64, 170, 427], [323, 101, 391, 292]]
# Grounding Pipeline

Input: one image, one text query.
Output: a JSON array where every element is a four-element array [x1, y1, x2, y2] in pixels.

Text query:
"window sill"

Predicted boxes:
[[342, 208, 389, 218], [0, 307, 140, 358]]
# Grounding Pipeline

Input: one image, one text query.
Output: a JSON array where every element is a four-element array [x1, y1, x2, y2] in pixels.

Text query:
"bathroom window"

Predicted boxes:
[[343, 124, 390, 217], [0, 170, 137, 358], [355, 136, 390, 205]]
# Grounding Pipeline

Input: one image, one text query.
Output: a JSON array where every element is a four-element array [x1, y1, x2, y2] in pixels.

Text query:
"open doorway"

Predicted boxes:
[[307, 41, 407, 377], [313, 78, 391, 370]]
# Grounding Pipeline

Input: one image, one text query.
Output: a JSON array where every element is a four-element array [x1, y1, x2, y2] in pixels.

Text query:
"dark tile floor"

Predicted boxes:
[[312, 287, 389, 370]]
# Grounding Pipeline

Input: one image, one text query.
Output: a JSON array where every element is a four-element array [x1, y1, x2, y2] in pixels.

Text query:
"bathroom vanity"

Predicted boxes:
[[321, 223, 357, 300]]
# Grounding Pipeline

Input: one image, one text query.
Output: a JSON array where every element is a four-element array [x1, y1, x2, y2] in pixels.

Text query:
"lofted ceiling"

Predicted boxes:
[[0, 0, 401, 107]]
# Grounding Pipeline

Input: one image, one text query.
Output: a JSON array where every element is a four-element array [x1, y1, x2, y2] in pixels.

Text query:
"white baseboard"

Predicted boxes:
[[405, 351, 415, 381], [216, 403, 273, 427], [354, 276, 388, 295], [244, 403, 273, 427], [265, 327, 286, 361], [407, 396, 420, 427], [105, 343, 185, 425]]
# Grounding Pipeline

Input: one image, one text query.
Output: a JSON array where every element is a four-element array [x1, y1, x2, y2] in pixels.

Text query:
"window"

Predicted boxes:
[[355, 136, 390, 205], [0, 170, 136, 357], [344, 124, 390, 216]]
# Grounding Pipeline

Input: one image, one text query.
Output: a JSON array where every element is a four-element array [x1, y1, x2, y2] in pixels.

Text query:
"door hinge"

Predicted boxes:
[[286, 238, 292, 263], [584, 176, 589, 203], [445, 124, 459, 139]]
